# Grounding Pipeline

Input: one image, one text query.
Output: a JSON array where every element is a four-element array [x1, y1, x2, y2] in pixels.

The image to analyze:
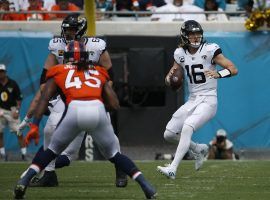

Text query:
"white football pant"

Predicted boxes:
[[44, 98, 85, 171], [48, 100, 120, 159], [164, 95, 217, 142]]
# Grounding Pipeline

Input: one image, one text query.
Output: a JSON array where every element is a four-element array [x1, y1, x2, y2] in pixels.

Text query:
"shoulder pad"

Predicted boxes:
[[174, 48, 185, 64], [48, 37, 65, 51], [85, 37, 106, 51], [205, 43, 220, 52]]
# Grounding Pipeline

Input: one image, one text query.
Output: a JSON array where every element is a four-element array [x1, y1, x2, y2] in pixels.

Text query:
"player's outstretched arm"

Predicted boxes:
[[17, 53, 58, 136], [214, 54, 238, 76], [17, 85, 44, 136], [26, 89, 42, 118], [24, 79, 57, 146], [34, 79, 57, 120], [205, 54, 238, 79]]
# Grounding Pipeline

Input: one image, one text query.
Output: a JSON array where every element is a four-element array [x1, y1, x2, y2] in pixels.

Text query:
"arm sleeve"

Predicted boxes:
[[107, 67, 114, 81], [40, 68, 48, 85], [213, 48, 222, 59]]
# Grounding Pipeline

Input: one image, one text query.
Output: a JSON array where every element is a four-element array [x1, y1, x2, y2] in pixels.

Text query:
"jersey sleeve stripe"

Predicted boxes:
[[213, 48, 222, 59]]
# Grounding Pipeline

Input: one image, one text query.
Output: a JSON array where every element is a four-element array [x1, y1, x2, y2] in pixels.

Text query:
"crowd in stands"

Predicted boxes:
[[0, 0, 82, 20], [0, 0, 266, 21], [100, 0, 256, 21]]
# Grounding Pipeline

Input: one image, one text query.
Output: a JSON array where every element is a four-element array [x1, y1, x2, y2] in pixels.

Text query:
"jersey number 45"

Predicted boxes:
[[65, 69, 101, 89]]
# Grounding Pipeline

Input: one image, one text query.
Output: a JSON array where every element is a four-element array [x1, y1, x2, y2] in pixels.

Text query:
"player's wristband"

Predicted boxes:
[[218, 69, 231, 78], [24, 116, 32, 123]]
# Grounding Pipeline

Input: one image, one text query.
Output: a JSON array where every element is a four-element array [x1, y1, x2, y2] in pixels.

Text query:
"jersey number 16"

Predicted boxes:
[[185, 64, 206, 84]]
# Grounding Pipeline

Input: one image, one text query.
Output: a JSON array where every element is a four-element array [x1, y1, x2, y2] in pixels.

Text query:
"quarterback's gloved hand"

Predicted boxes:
[[17, 116, 32, 136], [24, 123, 39, 146]]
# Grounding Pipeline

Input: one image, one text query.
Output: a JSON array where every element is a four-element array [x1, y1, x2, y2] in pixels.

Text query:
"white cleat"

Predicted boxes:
[[194, 144, 209, 171], [157, 165, 176, 179]]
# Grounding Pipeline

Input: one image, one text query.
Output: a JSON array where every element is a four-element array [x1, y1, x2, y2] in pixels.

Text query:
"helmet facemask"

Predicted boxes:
[[61, 26, 77, 42], [61, 14, 87, 43], [187, 32, 203, 48]]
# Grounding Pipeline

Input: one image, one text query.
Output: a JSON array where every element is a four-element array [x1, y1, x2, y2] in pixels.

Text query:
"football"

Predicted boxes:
[[169, 67, 184, 90]]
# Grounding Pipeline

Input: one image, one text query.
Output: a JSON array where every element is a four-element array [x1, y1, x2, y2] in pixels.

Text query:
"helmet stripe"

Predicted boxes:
[[74, 41, 80, 61]]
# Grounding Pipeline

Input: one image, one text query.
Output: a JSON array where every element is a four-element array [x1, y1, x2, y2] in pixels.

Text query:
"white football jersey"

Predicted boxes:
[[47, 37, 106, 111], [48, 37, 106, 64], [174, 43, 221, 96]]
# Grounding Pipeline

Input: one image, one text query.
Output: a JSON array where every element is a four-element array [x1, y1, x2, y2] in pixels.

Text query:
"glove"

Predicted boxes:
[[17, 116, 32, 136], [24, 123, 39, 146]]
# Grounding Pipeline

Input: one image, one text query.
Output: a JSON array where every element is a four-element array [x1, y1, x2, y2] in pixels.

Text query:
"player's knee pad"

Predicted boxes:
[[164, 129, 180, 143]]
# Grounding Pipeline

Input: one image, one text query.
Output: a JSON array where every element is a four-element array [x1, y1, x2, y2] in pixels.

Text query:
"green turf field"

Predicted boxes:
[[0, 160, 269, 200]]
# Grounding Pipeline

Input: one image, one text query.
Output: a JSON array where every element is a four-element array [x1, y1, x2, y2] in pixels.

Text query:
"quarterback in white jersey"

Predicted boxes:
[[174, 42, 220, 97], [157, 20, 238, 179], [17, 14, 128, 187]]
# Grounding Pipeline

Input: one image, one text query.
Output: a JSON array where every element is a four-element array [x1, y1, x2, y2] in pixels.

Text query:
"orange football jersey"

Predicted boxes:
[[46, 64, 109, 104]]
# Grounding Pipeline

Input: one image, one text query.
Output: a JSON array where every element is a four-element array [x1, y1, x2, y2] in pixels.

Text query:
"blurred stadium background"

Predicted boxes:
[[0, 0, 270, 162]]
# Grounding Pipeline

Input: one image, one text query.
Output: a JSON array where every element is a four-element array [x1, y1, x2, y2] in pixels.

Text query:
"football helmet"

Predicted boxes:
[[64, 40, 89, 65], [180, 20, 203, 48], [61, 14, 87, 43]]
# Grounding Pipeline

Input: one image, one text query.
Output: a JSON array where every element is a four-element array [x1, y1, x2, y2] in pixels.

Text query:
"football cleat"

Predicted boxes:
[[13, 183, 27, 199], [29, 171, 58, 187], [194, 144, 209, 171], [157, 164, 176, 179], [115, 177, 128, 188], [115, 168, 128, 188]]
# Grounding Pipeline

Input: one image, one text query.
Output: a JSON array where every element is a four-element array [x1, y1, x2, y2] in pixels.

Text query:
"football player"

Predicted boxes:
[[17, 14, 128, 187], [13, 41, 157, 200], [157, 20, 238, 179]]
